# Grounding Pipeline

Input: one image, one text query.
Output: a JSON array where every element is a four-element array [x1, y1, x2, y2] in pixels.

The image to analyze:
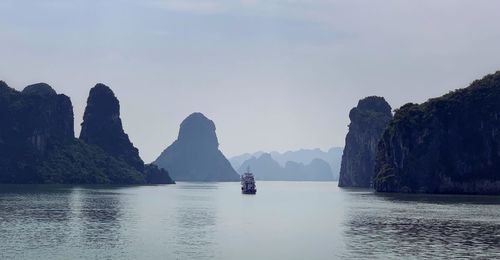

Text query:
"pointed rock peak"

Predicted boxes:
[[80, 83, 144, 172], [350, 96, 392, 122], [91, 83, 116, 98], [85, 83, 120, 118], [258, 153, 273, 160], [0, 80, 8, 89], [184, 112, 210, 121], [339, 96, 393, 188], [22, 83, 57, 96], [356, 96, 391, 114], [154, 112, 238, 181], [0, 81, 16, 94], [178, 112, 218, 147]]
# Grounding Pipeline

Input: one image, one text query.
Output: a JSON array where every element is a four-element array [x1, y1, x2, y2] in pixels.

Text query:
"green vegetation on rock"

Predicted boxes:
[[0, 81, 174, 185], [374, 71, 500, 194], [38, 140, 146, 184]]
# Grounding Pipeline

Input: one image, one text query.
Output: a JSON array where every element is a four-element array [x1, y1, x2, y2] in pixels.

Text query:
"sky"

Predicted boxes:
[[1, 0, 500, 162]]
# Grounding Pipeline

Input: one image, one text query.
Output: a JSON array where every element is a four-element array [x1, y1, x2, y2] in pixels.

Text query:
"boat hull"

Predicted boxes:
[[242, 189, 257, 195]]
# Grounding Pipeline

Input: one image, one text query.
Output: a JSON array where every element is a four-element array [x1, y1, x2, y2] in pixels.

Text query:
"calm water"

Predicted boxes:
[[0, 182, 499, 259]]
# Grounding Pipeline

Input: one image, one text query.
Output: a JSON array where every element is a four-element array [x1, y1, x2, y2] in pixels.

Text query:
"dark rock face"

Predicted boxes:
[[338, 96, 392, 188], [374, 72, 500, 195], [0, 82, 74, 183], [80, 84, 144, 172], [144, 164, 176, 184], [0, 81, 174, 185], [39, 140, 147, 184], [22, 83, 58, 96], [154, 112, 239, 181], [238, 153, 334, 181]]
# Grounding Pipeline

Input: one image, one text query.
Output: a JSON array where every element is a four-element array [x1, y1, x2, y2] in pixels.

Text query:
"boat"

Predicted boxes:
[[241, 167, 257, 194]]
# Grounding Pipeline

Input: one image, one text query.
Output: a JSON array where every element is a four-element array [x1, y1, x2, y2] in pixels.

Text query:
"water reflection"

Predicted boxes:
[[0, 185, 74, 259], [77, 188, 124, 248], [1, 183, 499, 259], [340, 191, 500, 259], [173, 183, 217, 259], [377, 192, 500, 205]]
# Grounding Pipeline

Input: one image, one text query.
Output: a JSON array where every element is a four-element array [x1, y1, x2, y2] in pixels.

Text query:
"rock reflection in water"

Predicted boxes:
[[1, 182, 499, 260], [78, 188, 124, 249], [340, 192, 500, 259]]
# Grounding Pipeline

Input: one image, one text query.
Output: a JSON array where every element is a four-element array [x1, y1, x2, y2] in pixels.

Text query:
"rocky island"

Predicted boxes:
[[0, 81, 174, 184], [374, 72, 500, 194], [338, 96, 392, 188], [80, 84, 145, 172], [154, 112, 239, 181]]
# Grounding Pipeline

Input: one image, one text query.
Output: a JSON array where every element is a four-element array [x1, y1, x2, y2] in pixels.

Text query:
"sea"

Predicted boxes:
[[0, 182, 499, 259]]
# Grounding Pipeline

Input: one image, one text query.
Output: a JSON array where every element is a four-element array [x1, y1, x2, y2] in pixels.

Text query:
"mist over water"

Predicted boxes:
[[0, 182, 499, 259]]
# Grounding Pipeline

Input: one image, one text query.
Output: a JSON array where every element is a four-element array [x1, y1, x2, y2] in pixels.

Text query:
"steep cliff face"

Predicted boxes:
[[338, 96, 392, 188], [374, 72, 500, 194], [0, 81, 174, 184], [0, 82, 74, 152], [80, 84, 144, 172], [154, 112, 239, 181], [0, 82, 74, 182]]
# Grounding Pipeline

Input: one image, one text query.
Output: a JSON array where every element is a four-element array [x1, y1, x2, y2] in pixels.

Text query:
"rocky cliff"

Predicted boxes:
[[374, 72, 500, 194], [0, 81, 173, 184], [154, 112, 239, 181], [38, 140, 147, 184], [0, 82, 74, 182], [80, 84, 144, 172], [144, 164, 176, 184], [0, 82, 74, 152], [338, 96, 392, 188]]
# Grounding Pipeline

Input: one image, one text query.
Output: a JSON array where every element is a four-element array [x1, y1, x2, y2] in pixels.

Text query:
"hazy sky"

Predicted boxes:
[[1, 0, 500, 162]]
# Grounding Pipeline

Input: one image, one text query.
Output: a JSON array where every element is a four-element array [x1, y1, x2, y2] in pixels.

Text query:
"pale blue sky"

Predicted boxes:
[[1, 0, 500, 162]]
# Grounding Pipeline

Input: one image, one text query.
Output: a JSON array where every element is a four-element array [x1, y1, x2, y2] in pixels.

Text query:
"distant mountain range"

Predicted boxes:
[[230, 147, 343, 181]]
